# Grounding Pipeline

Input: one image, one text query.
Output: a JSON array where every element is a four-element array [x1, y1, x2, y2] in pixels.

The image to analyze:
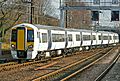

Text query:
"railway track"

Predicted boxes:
[[94, 50, 120, 81], [0, 62, 18, 67], [0, 48, 102, 72], [0, 58, 51, 72], [0, 47, 114, 81], [32, 47, 114, 81], [0, 52, 64, 72], [0, 52, 75, 72]]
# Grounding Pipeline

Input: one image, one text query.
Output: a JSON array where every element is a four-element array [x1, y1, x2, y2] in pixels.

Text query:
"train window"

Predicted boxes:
[[37, 32, 41, 43], [109, 36, 112, 40], [92, 35, 96, 40], [113, 36, 118, 40], [83, 35, 91, 41], [68, 34, 72, 41], [112, 0, 118, 4], [103, 36, 108, 40], [76, 34, 80, 41], [42, 33, 47, 43], [37, 32, 39, 38], [98, 35, 102, 40], [93, 0, 100, 4], [27, 30, 34, 42], [52, 34, 65, 42], [11, 29, 17, 42]]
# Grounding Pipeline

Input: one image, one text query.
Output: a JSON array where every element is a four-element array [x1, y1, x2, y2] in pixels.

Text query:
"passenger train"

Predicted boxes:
[[10, 23, 119, 60]]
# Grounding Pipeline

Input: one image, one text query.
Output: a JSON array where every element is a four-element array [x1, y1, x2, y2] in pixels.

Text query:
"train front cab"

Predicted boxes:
[[11, 26, 34, 60]]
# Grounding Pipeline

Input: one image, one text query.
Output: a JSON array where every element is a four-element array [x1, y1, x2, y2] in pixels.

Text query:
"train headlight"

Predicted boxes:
[[11, 44, 15, 47], [11, 44, 16, 49], [28, 45, 33, 50]]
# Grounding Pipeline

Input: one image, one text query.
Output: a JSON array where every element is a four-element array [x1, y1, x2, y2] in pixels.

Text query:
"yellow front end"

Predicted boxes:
[[17, 29, 25, 50], [11, 27, 34, 59]]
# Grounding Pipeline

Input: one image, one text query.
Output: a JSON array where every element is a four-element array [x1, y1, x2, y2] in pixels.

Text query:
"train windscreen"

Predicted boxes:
[[11, 29, 17, 42], [27, 30, 34, 42]]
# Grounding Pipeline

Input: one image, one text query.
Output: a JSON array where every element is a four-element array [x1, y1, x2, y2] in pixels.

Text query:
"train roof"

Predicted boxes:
[[34, 24, 65, 31], [34, 25, 95, 33], [12, 23, 65, 31], [12, 23, 118, 35], [13, 23, 95, 32], [98, 31, 115, 34]]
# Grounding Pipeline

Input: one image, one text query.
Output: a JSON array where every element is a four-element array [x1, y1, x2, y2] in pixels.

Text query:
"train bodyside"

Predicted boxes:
[[10, 23, 119, 60], [98, 31, 119, 46], [66, 30, 81, 48]]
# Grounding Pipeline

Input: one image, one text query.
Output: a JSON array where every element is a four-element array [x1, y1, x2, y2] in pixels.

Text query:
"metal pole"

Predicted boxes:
[[30, 0, 33, 24], [59, 0, 64, 27], [66, 3, 68, 28]]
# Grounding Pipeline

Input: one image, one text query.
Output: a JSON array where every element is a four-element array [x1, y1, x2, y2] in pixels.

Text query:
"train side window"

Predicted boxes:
[[37, 32, 41, 43], [68, 34, 72, 41], [52, 34, 65, 42], [11, 29, 17, 42], [93, 0, 100, 4], [98, 35, 102, 40], [92, 35, 96, 40], [76, 34, 80, 41], [52, 34, 55, 42], [112, 0, 118, 4], [109, 36, 112, 40], [83, 35, 90, 41], [42, 33, 47, 43], [113, 36, 118, 40], [103, 36, 108, 40], [37, 32, 39, 38]]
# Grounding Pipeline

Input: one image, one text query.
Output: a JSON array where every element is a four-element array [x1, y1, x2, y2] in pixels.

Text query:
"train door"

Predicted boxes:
[[17, 27, 26, 58]]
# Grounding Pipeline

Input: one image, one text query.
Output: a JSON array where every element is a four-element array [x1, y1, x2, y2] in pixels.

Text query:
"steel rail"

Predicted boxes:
[[0, 48, 102, 72], [32, 48, 112, 81], [94, 52, 120, 81], [60, 47, 116, 81], [0, 55, 64, 72]]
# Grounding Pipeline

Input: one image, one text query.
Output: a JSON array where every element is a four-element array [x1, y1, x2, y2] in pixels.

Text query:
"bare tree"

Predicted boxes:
[[32, 0, 59, 25], [0, 0, 27, 43]]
